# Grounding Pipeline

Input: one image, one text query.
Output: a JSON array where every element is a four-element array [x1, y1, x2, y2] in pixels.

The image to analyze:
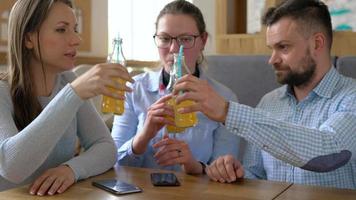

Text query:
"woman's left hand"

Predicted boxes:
[[153, 134, 194, 166], [29, 165, 75, 196]]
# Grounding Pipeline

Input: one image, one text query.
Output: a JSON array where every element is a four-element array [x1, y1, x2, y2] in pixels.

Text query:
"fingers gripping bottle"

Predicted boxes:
[[101, 35, 127, 115], [165, 48, 198, 133], [173, 53, 198, 128]]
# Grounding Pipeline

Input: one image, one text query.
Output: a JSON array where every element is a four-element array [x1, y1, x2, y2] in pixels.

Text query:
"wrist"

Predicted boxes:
[[132, 133, 151, 154], [182, 159, 202, 174], [220, 101, 229, 124], [70, 82, 85, 100]]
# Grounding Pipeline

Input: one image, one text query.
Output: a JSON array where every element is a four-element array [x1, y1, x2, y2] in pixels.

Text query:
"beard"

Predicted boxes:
[[273, 50, 316, 87]]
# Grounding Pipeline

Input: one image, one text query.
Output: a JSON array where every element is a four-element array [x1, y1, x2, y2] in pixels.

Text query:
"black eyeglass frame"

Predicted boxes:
[[153, 34, 202, 49]]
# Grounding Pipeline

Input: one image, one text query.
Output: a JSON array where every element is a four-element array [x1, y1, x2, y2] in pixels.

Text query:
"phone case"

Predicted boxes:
[[150, 173, 181, 186]]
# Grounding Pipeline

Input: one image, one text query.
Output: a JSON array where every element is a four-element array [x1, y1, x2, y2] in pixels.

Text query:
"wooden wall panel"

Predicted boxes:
[[0, 0, 16, 46], [216, 34, 270, 55], [215, 0, 356, 56], [74, 0, 91, 51]]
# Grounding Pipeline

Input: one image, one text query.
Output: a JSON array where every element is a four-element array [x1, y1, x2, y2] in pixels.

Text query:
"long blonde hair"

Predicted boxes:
[[3, 0, 73, 130]]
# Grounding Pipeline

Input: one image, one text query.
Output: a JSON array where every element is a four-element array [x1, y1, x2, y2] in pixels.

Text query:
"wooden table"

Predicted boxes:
[[2, 166, 356, 199], [275, 183, 356, 200], [0, 166, 291, 200]]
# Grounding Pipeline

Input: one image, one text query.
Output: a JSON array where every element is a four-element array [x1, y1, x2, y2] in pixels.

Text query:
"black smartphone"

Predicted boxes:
[[150, 173, 181, 186], [92, 179, 142, 195]]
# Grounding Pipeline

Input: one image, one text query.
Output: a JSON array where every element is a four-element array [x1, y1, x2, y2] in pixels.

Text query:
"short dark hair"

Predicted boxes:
[[262, 0, 332, 49]]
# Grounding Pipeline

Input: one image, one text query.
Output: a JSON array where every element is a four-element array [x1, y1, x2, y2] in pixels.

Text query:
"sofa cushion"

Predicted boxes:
[[336, 56, 356, 79], [205, 55, 280, 107]]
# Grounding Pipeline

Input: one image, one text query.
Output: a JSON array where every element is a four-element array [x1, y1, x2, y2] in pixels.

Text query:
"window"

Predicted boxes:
[[108, 0, 192, 61]]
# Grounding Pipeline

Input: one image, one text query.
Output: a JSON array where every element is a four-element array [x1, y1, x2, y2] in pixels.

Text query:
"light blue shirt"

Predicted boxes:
[[112, 67, 240, 171], [225, 67, 356, 189]]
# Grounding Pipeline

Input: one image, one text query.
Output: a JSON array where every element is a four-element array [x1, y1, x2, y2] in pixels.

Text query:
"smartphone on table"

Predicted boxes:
[[150, 173, 181, 186], [92, 179, 142, 195]]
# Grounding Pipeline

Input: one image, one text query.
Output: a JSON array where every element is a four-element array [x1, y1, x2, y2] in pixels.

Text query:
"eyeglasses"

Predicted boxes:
[[153, 34, 201, 49]]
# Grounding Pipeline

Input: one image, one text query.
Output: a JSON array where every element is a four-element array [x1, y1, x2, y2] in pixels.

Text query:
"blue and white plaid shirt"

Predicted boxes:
[[225, 67, 356, 189]]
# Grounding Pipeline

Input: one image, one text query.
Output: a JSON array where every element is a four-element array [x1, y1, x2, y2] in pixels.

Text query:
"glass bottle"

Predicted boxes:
[[165, 59, 186, 133], [101, 36, 126, 115], [172, 54, 198, 128]]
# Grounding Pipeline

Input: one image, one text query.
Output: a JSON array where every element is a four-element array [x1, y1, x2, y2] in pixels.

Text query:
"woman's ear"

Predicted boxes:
[[25, 33, 36, 49], [200, 32, 208, 47]]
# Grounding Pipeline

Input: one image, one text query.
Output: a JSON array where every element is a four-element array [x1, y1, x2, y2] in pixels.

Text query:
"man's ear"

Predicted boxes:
[[24, 33, 36, 49], [313, 32, 326, 52]]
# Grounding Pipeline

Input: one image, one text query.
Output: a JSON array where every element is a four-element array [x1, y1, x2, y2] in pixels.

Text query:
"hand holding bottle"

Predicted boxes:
[[132, 95, 175, 155], [141, 95, 175, 139], [101, 35, 128, 115], [173, 74, 228, 123], [70, 63, 134, 100], [164, 46, 198, 133], [172, 46, 198, 129]]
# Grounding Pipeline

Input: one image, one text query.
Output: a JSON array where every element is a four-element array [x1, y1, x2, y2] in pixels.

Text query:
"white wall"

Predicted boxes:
[[193, 0, 216, 55]]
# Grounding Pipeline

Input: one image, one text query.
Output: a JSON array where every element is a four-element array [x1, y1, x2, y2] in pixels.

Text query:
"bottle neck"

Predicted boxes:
[[109, 38, 126, 66], [162, 65, 200, 88]]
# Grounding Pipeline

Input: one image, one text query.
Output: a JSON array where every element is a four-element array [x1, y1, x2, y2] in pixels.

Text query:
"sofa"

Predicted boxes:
[[336, 56, 356, 79], [205, 55, 279, 107]]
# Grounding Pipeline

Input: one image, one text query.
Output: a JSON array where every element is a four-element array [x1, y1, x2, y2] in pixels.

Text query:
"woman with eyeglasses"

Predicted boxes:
[[111, 0, 243, 177]]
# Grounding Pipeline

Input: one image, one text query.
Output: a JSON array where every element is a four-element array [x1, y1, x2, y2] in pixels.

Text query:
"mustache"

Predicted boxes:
[[273, 64, 289, 70]]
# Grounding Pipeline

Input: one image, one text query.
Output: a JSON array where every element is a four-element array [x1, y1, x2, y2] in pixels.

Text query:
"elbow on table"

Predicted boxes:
[[301, 150, 352, 172], [0, 166, 28, 184], [98, 141, 118, 169], [109, 142, 118, 166]]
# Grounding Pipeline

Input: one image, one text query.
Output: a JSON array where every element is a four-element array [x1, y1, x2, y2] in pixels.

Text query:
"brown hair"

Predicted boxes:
[[3, 0, 73, 130], [262, 0, 332, 50], [155, 0, 206, 35]]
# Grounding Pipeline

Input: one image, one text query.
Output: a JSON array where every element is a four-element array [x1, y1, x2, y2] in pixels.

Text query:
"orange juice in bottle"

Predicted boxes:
[[166, 97, 186, 133], [164, 56, 186, 133], [175, 98, 198, 128], [173, 52, 198, 128], [165, 61, 185, 133], [101, 36, 126, 115]]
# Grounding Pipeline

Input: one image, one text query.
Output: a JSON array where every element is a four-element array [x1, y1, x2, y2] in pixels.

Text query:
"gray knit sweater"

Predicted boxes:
[[0, 71, 117, 191]]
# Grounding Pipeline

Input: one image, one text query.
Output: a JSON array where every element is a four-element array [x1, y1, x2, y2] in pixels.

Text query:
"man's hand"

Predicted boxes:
[[174, 74, 229, 123], [206, 155, 244, 183]]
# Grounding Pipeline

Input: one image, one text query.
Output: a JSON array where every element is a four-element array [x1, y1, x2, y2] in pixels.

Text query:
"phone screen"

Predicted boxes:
[[150, 173, 180, 186], [92, 179, 142, 195]]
